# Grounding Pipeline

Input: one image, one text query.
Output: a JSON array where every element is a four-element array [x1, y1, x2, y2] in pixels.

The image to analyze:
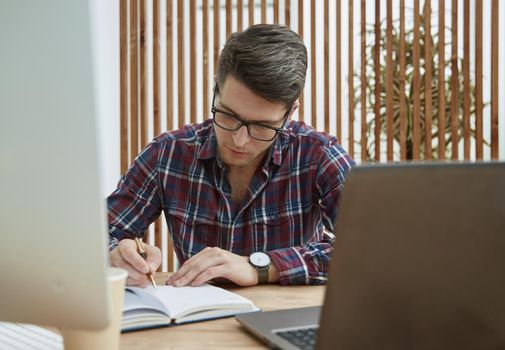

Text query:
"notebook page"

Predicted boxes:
[[149, 284, 255, 319], [124, 287, 170, 315]]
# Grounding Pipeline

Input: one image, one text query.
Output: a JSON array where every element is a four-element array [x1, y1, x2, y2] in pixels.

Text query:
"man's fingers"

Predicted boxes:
[[112, 255, 149, 286], [126, 275, 149, 287], [124, 260, 150, 283], [172, 256, 220, 286], [109, 239, 163, 286], [163, 248, 258, 287], [170, 248, 225, 286], [144, 245, 162, 273], [148, 262, 159, 274], [191, 265, 225, 286], [168, 247, 212, 283], [119, 240, 150, 273]]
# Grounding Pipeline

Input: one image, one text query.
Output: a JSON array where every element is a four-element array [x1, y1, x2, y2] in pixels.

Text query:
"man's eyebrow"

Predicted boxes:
[[219, 101, 285, 125]]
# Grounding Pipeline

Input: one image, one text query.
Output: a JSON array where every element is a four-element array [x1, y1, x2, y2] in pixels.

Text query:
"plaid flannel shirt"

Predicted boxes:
[[107, 119, 354, 285]]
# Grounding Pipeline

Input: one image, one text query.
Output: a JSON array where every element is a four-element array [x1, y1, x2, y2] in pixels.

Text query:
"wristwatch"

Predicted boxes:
[[249, 252, 271, 284]]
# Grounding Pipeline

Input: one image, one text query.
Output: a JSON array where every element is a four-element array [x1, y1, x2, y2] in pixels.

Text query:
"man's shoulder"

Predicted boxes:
[[281, 120, 354, 168], [284, 120, 340, 147]]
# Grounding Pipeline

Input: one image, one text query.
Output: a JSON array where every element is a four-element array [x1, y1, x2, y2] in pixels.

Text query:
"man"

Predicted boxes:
[[108, 24, 354, 287]]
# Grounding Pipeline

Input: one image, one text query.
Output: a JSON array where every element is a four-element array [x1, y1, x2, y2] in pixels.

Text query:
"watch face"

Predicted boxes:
[[250, 252, 271, 268]]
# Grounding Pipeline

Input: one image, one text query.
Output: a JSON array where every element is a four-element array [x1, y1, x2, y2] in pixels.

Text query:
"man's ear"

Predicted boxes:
[[287, 100, 299, 119]]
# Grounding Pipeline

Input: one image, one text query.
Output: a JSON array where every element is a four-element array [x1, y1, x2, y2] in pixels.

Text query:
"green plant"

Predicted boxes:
[[356, 7, 488, 160]]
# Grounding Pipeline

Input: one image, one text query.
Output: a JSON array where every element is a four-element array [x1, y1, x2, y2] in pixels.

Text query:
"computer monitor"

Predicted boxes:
[[0, 0, 111, 329]]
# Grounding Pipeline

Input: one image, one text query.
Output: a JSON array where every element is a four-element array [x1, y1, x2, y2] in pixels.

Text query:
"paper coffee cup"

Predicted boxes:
[[61, 267, 128, 350]]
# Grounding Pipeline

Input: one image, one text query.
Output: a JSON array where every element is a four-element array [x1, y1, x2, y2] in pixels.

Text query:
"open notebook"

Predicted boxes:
[[122, 284, 259, 332]]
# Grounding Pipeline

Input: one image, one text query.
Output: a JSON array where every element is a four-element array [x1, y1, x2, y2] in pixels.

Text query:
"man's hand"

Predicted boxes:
[[110, 238, 161, 286], [166, 247, 260, 287]]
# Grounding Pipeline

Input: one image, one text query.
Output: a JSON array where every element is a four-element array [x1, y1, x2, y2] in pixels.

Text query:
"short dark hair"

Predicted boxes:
[[216, 24, 308, 109]]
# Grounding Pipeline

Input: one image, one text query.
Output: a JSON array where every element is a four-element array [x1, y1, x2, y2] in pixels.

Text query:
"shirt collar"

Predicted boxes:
[[197, 120, 218, 161], [269, 129, 291, 166]]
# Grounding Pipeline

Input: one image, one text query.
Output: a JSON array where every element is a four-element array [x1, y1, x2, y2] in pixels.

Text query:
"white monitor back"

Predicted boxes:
[[0, 0, 111, 329]]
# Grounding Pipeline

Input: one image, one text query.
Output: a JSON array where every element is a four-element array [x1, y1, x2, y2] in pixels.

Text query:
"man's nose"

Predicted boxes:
[[232, 125, 251, 147]]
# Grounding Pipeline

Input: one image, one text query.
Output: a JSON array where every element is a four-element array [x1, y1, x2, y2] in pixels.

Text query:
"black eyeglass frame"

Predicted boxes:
[[210, 84, 289, 142]]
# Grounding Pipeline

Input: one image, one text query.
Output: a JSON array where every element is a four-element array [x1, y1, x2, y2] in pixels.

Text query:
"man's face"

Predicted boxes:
[[213, 76, 290, 169]]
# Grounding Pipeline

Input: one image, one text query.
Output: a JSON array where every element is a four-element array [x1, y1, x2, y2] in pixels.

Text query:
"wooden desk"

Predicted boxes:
[[120, 273, 325, 349]]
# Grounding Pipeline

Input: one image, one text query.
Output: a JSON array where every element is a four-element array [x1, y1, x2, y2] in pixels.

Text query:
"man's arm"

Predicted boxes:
[[107, 140, 164, 285], [165, 226, 332, 287], [267, 230, 335, 285], [268, 141, 354, 285]]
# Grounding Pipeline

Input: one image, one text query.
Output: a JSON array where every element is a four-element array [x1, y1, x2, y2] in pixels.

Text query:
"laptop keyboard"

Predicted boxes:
[[275, 326, 318, 350], [0, 322, 63, 350]]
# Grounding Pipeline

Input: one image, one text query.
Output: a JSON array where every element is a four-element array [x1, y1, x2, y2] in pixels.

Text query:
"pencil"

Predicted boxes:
[[134, 237, 157, 288]]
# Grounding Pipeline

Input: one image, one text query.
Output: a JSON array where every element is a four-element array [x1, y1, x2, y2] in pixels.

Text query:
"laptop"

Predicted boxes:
[[236, 162, 505, 350]]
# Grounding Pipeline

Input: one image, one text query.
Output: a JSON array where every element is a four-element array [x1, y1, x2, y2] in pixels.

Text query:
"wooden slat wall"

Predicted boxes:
[[249, 0, 254, 26], [119, 0, 502, 271], [336, 0, 342, 143], [463, 0, 470, 159], [424, 0, 433, 160], [238, 0, 243, 30], [310, 0, 316, 128], [261, 0, 266, 23], [412, 0, 420, 160], [373, 0, 380, 161], [360, 0, 366, 161], [166, 0, 173, 133], [451, 0, 459, 160], [226, 0, 232, 37], [285, 0, 290, 26], [348, 0, 354, 159], [324, 0, 329, 131], [152, 0, 162, 260], [190, 0, 197, 124], [119, 0, 128, 173], [298, 0, 304, 124], [177, 0, 184, 129], [129, 0, 139, 164], [438, 0, 446, 159], [153, 1, 160, 144], [140, 0, 148, 154], [399, 0, 407, 160], [491, 0, 499, 159], [202, 0, 209, 120], [386, 0, 393, 161], [274, 0, 279, 24], [475, 0, 483, 159], [166, 0, 174, 272]]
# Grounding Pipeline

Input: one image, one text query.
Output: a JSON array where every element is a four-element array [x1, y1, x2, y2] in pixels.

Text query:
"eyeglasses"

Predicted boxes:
[[211, 85, 287, 142]]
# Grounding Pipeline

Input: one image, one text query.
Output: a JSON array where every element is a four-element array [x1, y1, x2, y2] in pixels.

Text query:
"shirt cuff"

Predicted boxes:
[[108, 236, 119, 252], [268, 247, 309, 285]]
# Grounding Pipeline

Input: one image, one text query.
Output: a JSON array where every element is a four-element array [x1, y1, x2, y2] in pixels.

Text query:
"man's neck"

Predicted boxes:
[[227, 159, 263, 203]]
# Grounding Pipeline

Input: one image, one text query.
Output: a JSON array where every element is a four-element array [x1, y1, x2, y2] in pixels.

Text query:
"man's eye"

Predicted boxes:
[[252, 124, 271, 131]]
